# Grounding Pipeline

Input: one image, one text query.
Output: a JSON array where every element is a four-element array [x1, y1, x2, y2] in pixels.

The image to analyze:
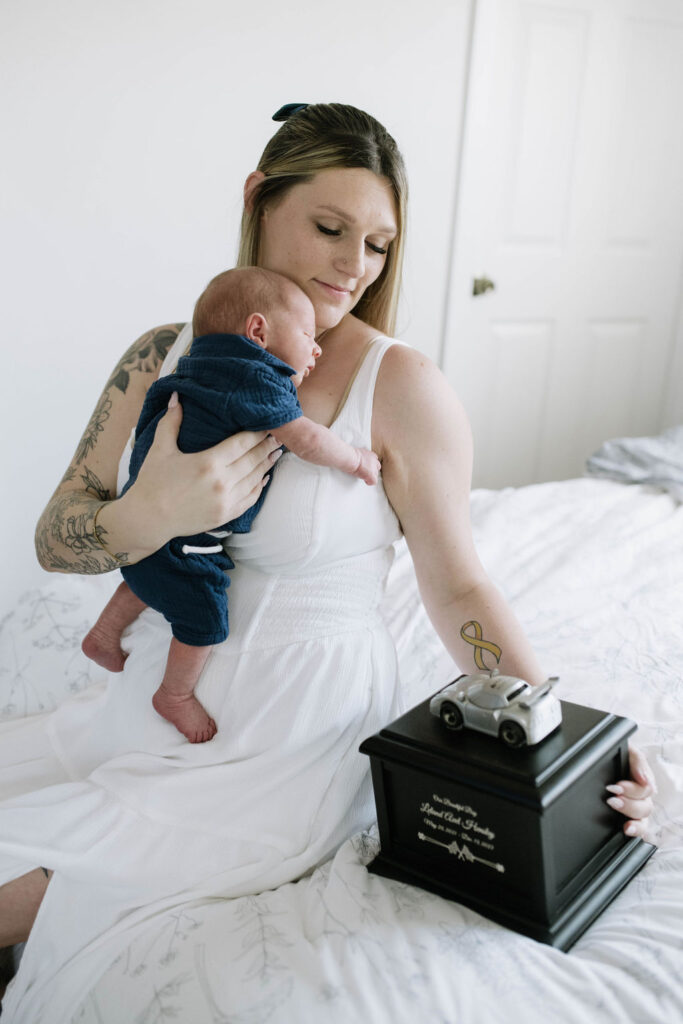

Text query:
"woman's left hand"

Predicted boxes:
[[606, 745, 655, 839]]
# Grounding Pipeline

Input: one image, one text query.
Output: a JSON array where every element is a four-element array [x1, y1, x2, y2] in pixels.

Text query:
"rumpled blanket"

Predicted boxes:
[[585, 424, 683, 501]]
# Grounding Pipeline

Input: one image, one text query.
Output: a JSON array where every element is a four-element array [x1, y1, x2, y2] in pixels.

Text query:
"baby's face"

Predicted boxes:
[[266, 290, 321, 387]]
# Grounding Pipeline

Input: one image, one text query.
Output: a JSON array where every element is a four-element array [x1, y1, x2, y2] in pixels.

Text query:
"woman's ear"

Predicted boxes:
[[244, 171, 266, 213], [245, 312, 268, 347]]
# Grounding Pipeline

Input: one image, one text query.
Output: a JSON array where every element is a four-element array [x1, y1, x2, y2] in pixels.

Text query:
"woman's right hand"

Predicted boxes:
[[113, 393, 283, 555]]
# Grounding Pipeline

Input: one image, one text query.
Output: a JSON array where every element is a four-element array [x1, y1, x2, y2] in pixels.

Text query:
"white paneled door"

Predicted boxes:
[[442, 0, 683, 487]]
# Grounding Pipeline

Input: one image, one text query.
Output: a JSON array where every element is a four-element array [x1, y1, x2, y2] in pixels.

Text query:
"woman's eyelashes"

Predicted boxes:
[[315, 223, 388, 256]]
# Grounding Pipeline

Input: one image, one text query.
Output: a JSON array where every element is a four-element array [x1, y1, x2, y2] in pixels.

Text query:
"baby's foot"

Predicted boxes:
[[82, 623, 128, 672], [152, 687, 217, 743]]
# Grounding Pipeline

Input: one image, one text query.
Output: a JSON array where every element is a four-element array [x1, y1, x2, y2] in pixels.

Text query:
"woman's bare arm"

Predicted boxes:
[[374, 344, 653, 834], [35, 325, 183, 573], [375, 344, 545, 685], [35, 325, 283, 575]]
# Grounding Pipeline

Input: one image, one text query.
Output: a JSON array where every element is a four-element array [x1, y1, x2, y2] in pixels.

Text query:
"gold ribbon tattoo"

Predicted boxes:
[[460, 620, 502, 671]]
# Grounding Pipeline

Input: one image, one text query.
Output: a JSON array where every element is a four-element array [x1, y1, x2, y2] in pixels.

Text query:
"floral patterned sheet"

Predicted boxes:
[[2, 478, 682, 1023]]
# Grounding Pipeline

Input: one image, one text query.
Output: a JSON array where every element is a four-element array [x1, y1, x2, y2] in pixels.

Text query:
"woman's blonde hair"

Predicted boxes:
[[237, 103, 407, 337]]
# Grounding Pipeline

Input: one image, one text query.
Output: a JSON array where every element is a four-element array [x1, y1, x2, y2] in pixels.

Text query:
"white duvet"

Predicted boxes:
[[2, 478, 682, 1023]]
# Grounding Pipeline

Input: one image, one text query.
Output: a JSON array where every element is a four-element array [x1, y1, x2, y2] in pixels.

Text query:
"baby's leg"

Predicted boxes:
[[152, 639, 216, 743], [82, 581, 147, 672]]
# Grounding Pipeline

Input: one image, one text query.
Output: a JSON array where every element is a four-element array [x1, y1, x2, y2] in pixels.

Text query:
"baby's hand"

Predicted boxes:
[[354, 448, 381, 485]]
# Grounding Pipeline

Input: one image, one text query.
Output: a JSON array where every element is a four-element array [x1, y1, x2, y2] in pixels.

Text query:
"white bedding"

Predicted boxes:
[[2, 477, 682, 1023]]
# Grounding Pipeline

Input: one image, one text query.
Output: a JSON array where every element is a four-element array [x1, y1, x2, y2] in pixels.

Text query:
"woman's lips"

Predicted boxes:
[[314, 280, 351, 301]]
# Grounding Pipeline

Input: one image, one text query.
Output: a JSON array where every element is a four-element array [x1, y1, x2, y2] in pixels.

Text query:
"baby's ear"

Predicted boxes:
[[245, 312, 268, 347]]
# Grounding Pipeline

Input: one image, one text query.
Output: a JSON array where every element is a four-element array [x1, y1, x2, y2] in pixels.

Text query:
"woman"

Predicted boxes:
[[0, 104, 653, 1018]]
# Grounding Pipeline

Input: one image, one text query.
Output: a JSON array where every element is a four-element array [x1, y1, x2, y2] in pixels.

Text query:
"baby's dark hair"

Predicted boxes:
[[193, 267, 302, 337]]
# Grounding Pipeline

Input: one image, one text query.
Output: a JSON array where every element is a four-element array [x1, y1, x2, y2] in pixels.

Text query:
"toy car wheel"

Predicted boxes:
[[499, 720, 526, 748], [440, 701, 463, 730]]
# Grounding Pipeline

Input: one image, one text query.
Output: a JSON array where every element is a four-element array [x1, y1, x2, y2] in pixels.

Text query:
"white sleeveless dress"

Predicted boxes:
[[0, 332, 404, 1022]]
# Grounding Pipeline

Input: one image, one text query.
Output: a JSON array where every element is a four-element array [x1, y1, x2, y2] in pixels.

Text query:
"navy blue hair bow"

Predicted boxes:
[[272, 103, 309, 122]]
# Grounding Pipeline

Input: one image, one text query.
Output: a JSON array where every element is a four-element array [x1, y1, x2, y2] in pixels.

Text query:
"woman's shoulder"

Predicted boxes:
[[373, 340, 470, 450], [376, 339, 443, 394], [347, 314, 450, 409]]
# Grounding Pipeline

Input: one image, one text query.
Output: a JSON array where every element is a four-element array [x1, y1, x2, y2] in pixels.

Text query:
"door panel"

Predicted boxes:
[[442, 0, 683, 487]]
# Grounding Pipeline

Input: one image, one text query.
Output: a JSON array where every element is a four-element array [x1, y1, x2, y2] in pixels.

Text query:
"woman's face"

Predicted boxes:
[[256, 167, 398, 332]]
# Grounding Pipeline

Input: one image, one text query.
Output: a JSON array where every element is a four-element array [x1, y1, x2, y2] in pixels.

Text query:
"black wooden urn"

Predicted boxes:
[[359, 695, 655, 950]]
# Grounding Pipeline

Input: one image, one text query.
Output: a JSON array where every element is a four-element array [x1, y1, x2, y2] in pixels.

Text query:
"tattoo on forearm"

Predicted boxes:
[[75, 393, 112, 464], [36, 492, 129, 573], [80, 466, 112, 502], [36, 527, 124, 574], [35, 325, 180, 574], [460, 620, 502, 671], [63, 511, 100, 555]]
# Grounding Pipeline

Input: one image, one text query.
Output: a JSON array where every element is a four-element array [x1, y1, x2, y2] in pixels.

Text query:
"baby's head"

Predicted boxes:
[[193, 267, 320, 386]]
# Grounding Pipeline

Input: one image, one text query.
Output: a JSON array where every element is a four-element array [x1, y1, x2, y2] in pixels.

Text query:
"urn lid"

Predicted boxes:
[[360, 697, 635, 798]]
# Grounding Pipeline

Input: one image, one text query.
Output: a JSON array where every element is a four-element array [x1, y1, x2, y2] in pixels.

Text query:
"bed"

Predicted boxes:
[[1, 473, 682, 1023]]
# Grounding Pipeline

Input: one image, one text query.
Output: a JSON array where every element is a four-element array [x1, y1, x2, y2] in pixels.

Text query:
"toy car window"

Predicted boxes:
[[469, 689, 507, 709], [506, 685, 528, 702]]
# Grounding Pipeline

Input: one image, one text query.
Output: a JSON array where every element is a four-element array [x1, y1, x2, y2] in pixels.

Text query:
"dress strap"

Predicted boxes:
[[158, 323, 193, 379], [334, 336, 407, 445], [328, 338, 376, 425]]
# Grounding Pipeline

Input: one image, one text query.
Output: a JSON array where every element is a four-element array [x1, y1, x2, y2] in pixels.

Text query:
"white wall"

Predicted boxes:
[[665, 275, 683, 429], [0, 0, 472, 607]]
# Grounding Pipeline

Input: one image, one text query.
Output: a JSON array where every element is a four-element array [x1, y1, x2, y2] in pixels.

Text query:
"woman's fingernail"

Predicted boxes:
[[168, 391, 179, 409], [270, 448, 283, 463], [606, 784, 624, 796], [625, 823, 638, 837], [607, 796, 624, 810], [262, 475, 270, 486]]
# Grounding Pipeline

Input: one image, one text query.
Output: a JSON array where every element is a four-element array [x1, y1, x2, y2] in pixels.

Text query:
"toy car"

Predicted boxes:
[[429, 670, 562, 748]]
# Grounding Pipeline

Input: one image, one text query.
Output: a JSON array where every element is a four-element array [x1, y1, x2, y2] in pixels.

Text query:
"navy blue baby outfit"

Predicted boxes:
[[121, 334, 302, 646]]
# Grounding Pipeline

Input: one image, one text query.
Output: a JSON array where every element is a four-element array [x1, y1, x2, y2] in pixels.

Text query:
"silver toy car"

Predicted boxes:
[[429, 670, 562, 748]]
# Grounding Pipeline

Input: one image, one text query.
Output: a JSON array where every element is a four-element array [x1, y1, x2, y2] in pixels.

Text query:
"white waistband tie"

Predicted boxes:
[[181, 543, 225, 555]]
